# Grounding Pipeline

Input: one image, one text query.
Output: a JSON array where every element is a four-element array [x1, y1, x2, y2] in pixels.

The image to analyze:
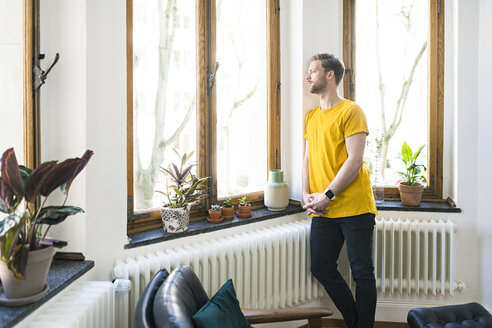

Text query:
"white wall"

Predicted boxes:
[[38, 0, 492, 322], [477, 0, 492, 308]]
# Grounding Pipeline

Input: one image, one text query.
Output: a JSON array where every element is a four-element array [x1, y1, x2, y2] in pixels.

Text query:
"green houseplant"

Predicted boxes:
[[397, 142, 426, 206], [237, 196, 251, 218], [0, 147, 93, 301], [157, 150, 208, 233], [221, 198, 234, 220]]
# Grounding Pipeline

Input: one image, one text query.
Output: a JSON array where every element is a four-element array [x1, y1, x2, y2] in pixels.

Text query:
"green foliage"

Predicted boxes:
[[210, 204, 221, 211], [0, 148, 93, 280], [397, 142, 426, 186], [222, 198, 233, 208], [158, 149, 209, 208], [238, 196, 248, 206]]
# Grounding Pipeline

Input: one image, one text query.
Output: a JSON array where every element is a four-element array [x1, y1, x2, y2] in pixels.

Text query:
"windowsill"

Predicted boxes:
[[0, 260, 94, 328], [376, 200, 461, 213], [126, 200, 461, 249], [125, 203, 305, 249]]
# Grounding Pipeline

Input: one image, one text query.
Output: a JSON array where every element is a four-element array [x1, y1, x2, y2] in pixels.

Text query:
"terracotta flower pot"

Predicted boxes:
[[0, 246, 55, 300], [237, 204, 252, 218], [161, 206, 190, 233], [208, 210, 223, 223], [221, 206, 234, 220], [398, 182, 424, 206]]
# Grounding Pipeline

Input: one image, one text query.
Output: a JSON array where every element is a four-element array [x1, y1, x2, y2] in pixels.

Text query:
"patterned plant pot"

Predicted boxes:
[[161, 206, 190, 233]]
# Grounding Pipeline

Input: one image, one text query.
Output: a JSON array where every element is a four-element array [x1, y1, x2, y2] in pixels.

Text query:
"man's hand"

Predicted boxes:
[[302, 193, 314, 206], [303, 192, 330, 216]]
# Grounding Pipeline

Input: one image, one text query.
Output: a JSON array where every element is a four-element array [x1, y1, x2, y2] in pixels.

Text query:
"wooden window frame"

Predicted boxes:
[[127, 0, 281, 234], [343, 0, 444, 201], [24, 0, 36, 170]]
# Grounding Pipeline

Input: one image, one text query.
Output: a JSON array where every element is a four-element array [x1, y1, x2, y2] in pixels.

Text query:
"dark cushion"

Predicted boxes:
[[192, 279, 251, 328], [153, 265, 209, 328], [408, 302, 492, 328], [134, 269, 169, 328]]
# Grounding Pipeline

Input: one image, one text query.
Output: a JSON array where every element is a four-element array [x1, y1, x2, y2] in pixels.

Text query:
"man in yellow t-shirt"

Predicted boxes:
[[303, 53, 377, 328]]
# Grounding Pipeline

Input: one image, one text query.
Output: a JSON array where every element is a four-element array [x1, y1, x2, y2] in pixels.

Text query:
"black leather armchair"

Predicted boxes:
[[134, 265, 333, 328], [407, 302, 492, 328]]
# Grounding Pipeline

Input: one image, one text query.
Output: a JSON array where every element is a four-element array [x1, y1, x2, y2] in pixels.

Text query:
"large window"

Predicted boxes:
[[127, 0, 280, 233], [343, 0, 444, 201]]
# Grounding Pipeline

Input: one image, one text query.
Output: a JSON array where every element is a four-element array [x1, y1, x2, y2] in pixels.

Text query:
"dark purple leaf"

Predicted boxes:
[[0, 148, 23, 197], [8, 244, 30, 280], [40, 158, 82, 197], [0, 177, 13, 210], [25, 161, 58, 202], [62, 150, 94, 195]]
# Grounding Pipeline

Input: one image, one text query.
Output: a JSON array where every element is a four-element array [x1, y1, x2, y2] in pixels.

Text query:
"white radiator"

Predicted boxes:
[[112, 220, 323, 328], [372, 216, 456, 296], [24, 281, 115, 328]]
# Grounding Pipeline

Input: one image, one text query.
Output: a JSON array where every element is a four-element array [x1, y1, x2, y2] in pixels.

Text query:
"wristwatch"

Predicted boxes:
[[325, 189, 336, 200]]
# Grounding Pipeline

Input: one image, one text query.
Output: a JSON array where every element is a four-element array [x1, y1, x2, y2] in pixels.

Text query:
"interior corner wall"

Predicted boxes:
[[84, 0, 128, 280], [40, 0, 87, 253]]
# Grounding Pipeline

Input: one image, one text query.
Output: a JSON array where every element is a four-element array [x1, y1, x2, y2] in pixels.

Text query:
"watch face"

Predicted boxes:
[[325, 189, 335, 200]]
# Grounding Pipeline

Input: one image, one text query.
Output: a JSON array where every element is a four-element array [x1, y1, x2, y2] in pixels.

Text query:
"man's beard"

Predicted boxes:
[[309, 81, 327, 94]]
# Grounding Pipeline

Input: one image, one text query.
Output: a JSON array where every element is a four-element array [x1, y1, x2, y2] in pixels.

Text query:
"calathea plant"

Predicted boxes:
[[0, 148, 93, 280]]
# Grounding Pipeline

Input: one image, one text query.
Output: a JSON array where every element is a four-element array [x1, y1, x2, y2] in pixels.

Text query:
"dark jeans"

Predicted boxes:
[[310, 213, 377, 328]]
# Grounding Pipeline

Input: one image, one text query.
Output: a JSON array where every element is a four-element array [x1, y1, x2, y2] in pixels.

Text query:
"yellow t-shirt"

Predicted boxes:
[[304, 99, 377, 218]]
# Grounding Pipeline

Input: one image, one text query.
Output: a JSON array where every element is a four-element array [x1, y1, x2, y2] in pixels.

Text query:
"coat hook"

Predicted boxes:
[[33, 53, 60, 90]]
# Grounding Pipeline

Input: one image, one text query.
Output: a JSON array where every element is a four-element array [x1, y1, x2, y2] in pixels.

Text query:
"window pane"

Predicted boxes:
[[133, 0, 196, 210], [0, 1, 24, 159], [216, 0, 267, 197], [355, 0, 429, 187]]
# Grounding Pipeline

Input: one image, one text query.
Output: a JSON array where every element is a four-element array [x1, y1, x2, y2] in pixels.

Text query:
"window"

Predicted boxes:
[[0, 1, 35, 168], [127, 0, 280, 233], [343, 0, 444, 201]]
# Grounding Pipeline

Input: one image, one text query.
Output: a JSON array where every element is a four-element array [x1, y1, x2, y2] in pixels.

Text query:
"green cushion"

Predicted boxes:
[[192, 279, 251, 328]]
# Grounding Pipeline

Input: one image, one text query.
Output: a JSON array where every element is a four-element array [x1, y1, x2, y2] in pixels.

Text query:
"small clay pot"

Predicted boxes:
[[208, 210, 223, 223], [237, 204, 252, 218], [221, 206, 234, 220], [398, 182, 424, 206]]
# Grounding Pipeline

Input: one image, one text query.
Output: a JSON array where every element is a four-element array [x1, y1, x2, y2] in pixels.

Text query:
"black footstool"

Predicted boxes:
[[408, 302, 492, 328]]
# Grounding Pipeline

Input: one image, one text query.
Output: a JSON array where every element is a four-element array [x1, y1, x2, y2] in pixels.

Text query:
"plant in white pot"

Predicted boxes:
[[0, 147, 93, 303], [157, 150, 208, 233], [397, 142, 426, 206]]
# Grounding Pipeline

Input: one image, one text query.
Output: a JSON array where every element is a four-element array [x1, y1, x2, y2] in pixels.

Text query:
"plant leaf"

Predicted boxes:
[[62, 150, 94, 195], [7, 244, 30, 280], [0, 213, 21, 238], [40, 158, 83, 197], [37, 206, 84, 225], [0, 177, 14, 210], [401, 142, 412, 162], [412, 145, 425, 162], [25, 161, 58, 202], [0, 148, 24, 197]]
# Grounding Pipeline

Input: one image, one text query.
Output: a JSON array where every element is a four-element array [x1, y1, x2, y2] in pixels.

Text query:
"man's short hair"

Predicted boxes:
[[310, 53, 345, 85]]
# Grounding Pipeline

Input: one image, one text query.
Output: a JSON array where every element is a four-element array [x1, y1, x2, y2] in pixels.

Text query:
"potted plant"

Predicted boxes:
[[208, 204, 223, 224], [237, 196, 252, 218], [158, 150, 208, 233], [397, 142, 426, 206], [0, 147, 93, 302], [221, 198, 234, 220]]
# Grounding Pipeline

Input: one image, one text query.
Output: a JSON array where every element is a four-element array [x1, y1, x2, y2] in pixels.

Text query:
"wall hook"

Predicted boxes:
[[34, 53, 60, 90]]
